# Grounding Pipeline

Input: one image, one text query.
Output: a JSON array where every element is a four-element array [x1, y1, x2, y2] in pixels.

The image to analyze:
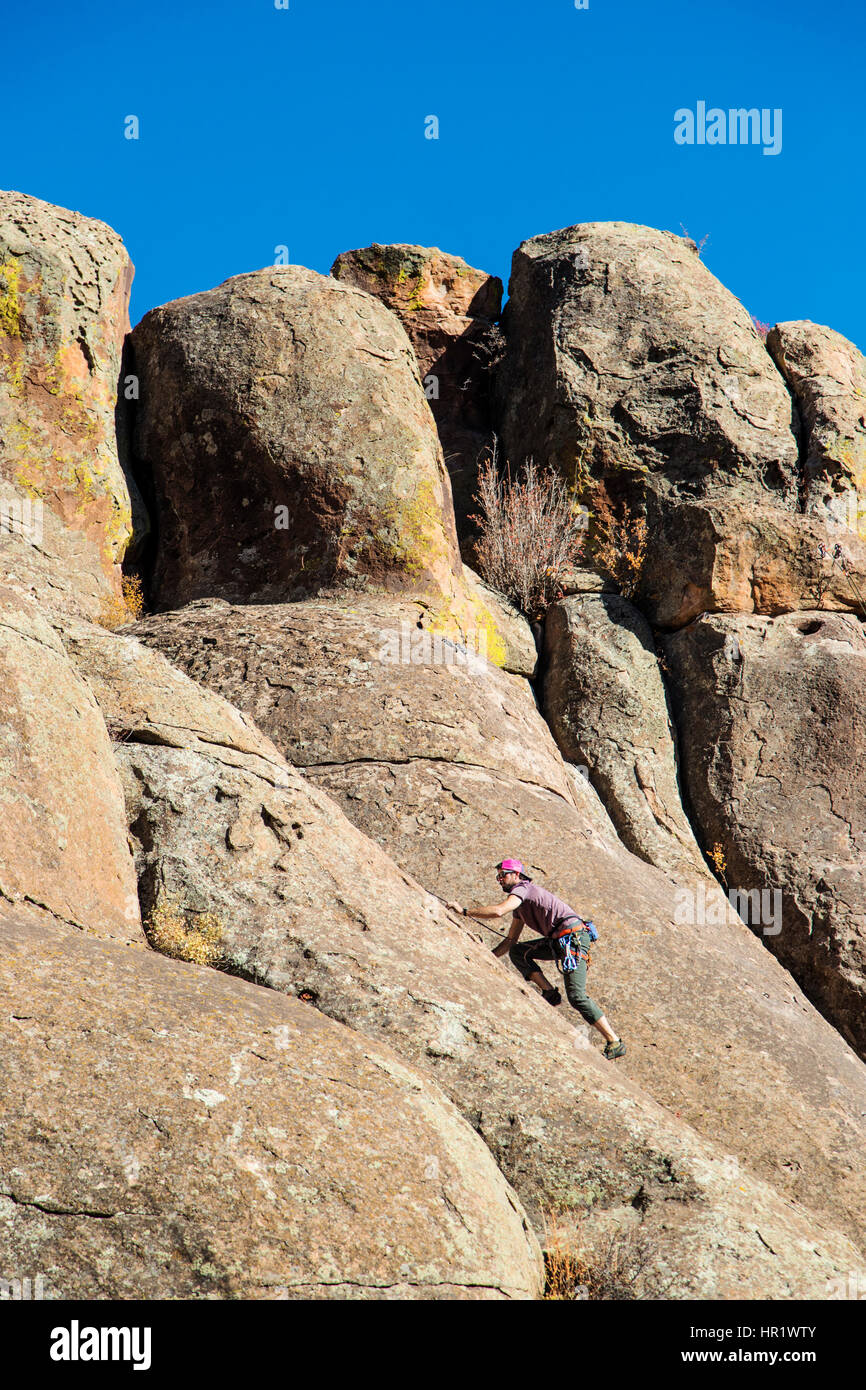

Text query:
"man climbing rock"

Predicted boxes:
[[448, 858, 626, 1059]]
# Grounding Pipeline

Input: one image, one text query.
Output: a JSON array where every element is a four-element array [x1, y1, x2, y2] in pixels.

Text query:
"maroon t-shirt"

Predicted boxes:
[[509, 881, 582, 938]]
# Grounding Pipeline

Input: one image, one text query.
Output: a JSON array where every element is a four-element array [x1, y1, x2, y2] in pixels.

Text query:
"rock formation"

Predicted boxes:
[[128, 265, 481, 623], [3, 192, 866, 1300], [491, 221, 866, 1066], [663, 609, 866, 1056], [331, 244, 502, 550], [542, 594, 708, 878], [768, 320, 866, 534], [129, 597, 866, 1268], [638, 498, 866, 628], [0, 585, 140, 939], [0, 191, 141, 621], [494, 221, 866, 628], [31, 610, 859, 1294], [1, 906, 543, 1299], [495, 222, 799, 503]]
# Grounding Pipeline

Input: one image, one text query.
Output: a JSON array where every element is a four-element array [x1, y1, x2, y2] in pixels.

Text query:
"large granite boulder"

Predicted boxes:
[[768, 320, 866, 535], [490, 223, 866, 627], [331, 244, 502, 549], [662, 609, 866, 1058], [128, 598, 866, 1270], [543, 595, 708, 878], [0, 586, 139, 940], [0, 190, 141, 620], [0, 907, 543, 1299], [128, 266, 478, 620], [495, 222, 799, 504]]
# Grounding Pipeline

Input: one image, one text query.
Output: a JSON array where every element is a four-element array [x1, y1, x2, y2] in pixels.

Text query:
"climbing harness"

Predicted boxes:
[[554, 917, 598, 973]]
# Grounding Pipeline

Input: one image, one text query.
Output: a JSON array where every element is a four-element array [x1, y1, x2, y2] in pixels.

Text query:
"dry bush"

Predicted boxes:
[[95, 573, 145, 629], [542, 1212, 674, 1301], [144, 898, 225, 967], [471, 441, 586, 620], [590, 491, 648, 599], [541, 1213, 592, 1301], [468, 322, 506, 375]]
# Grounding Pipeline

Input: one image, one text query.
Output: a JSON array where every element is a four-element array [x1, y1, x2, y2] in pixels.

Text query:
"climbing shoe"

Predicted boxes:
[[542, 986, 562, 1007], [603, 1039, 626, 1060]]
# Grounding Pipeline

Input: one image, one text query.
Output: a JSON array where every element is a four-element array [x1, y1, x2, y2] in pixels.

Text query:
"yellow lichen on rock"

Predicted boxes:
[[419, 591, 508, 669], [144, 897, 225, 967], [380, 474, 451, 580], [0, 256, 22, 338]]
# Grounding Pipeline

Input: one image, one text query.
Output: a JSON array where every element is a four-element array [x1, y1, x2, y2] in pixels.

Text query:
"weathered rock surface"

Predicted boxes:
[[331, 244, 502, 549], [663, 609, 866, 1058], [0, 586, 139, 939], [130, 596, 564, 791], [543, 595, 708, 877], [768, 320, 866, 535], [495, 222, 799, 504], [639, 498, 866, 629], [489, 223, 866, 627], [462, 564, 538, 676], [0, 190, 140, 620], [128, 266, 475, 616], [128, 598, 866, 1267], [0, 906, 543, 1299]]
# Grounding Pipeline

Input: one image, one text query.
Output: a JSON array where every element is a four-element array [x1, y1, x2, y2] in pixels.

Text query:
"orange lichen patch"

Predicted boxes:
[[3, 309, 130, 576], [57, 338, 94, 392]]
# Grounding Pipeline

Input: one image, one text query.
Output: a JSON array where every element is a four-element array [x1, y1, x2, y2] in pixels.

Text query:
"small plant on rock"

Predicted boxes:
[[145, 898, 225, 967], [590, 491, 648, 600], [542, 1210, 674, 1300], [708, 843, 728, 884], [95, 572, 145, 629], [471, 440, 586, 621]]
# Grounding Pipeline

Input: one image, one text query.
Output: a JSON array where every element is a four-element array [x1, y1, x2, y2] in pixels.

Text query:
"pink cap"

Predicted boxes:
[[497, 858, 531, 879]]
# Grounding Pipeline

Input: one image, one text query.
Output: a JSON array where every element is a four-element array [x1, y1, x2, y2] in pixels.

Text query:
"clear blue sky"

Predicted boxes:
[[4, 0, 864, 348]]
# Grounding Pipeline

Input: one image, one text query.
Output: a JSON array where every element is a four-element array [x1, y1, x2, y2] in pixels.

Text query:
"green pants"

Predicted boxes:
[[509, 929, 604, 1025]]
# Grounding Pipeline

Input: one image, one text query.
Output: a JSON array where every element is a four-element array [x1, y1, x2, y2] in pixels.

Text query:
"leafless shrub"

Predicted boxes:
[[590, 491, 648, 599], [680, 223, 710, 257], [543, 1215, 675, 1301], [469, 322, 506, 375], [471, 440, 586, 620]]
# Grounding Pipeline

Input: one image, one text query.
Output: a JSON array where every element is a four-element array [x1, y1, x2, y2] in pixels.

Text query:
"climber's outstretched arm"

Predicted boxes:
[[446, 893, 522, 920]]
